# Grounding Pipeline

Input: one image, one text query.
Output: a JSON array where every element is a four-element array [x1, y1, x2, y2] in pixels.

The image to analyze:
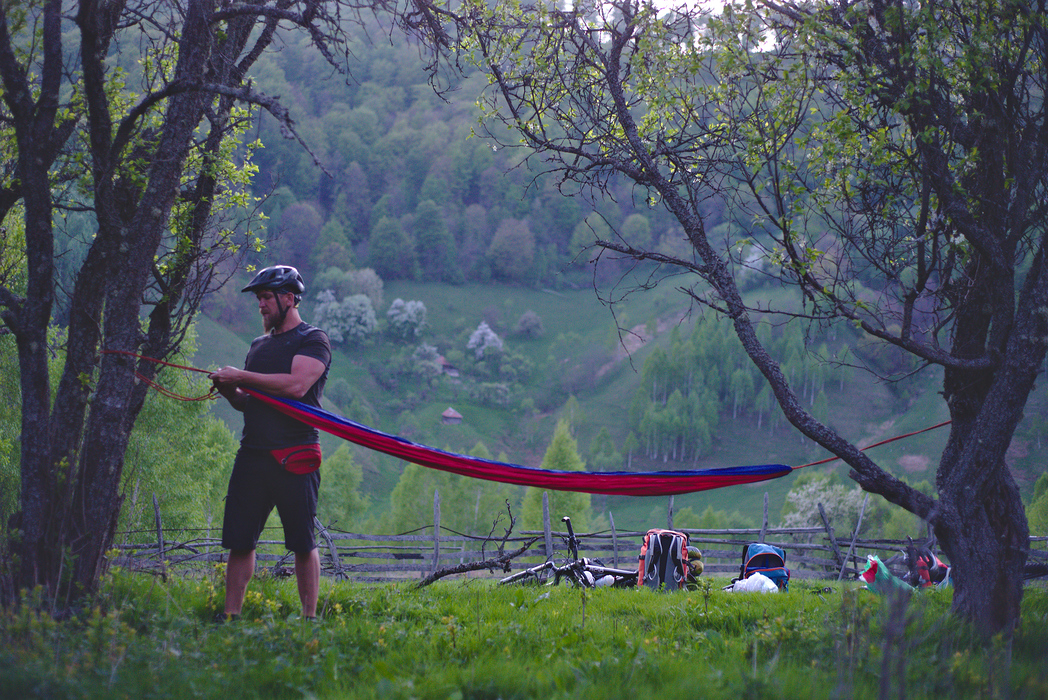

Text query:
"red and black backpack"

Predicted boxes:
[[637, 529, 689, 591]]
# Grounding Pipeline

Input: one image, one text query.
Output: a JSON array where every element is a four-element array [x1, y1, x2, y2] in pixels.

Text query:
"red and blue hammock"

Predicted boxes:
[[244, 389, 792, 497]]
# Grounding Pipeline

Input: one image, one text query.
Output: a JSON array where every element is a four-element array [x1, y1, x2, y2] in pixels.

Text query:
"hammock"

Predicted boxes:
[[244, 388, 792, 497]]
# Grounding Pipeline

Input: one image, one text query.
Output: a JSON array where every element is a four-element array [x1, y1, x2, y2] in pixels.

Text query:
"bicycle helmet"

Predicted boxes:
[[241, 265, 305, 295], [242, 265, 305, 330], [687, 546, 704, 578]]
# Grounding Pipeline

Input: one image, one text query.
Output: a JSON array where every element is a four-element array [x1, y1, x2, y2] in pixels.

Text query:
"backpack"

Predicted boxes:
[[902, 540, 949, 588], [737, 543, 790, 591], [638, 529, 689, 591]]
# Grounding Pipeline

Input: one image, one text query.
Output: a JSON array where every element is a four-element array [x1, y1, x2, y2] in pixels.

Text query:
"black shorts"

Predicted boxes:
[[221, 446, 320, 554]]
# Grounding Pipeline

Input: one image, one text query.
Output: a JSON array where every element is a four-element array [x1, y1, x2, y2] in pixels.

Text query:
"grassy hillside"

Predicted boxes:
[[162, 18, 1048, 535], [191, 279, 1048, 534]]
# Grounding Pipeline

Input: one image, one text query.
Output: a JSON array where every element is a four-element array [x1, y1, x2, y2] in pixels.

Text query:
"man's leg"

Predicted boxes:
[[224, 548, 256, 616], [295, 548, 320, 618], [221, 447, 270, 619]]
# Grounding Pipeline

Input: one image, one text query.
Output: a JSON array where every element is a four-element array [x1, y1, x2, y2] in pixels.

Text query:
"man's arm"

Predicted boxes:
[[210, 355, 327, 404]]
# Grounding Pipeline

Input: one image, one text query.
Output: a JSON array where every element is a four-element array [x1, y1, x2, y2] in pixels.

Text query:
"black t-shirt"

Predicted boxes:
[[239, 322, 331, 450]]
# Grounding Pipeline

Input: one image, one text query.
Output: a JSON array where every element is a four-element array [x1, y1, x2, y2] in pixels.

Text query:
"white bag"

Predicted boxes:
[[731, 572, 779, 593]]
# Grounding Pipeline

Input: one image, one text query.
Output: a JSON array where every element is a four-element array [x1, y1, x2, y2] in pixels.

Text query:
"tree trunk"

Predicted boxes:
[[4, 0, 260, 605], [6, 0, 65, 598], [60, 0, 217, 597], [936, 467, 1027, 636]]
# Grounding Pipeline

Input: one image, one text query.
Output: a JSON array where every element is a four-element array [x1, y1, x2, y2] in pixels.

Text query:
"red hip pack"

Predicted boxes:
[[270, 444, 322, 475]]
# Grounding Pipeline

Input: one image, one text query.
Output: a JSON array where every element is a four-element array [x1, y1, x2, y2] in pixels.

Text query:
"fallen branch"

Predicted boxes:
[[414, 537, 540, 588], [416, 501, 537, 588]]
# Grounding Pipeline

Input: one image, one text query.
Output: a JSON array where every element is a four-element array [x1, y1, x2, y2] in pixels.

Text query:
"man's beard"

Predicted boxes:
[[262, 306, 279, 332]]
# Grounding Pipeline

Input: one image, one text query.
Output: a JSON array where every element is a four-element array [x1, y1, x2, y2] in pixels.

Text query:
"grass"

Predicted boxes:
[[3, 569, 1047, 699]]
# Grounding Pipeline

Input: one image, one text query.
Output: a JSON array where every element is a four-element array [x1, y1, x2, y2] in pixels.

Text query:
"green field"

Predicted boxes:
[[3, 569, 1047, 699]]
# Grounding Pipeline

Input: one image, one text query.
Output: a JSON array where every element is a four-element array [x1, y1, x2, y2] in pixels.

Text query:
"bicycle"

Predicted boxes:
[[498, 516, 638, 588]]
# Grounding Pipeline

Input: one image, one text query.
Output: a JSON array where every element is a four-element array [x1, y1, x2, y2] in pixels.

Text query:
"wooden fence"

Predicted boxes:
[[113, 492, 1048, 584]]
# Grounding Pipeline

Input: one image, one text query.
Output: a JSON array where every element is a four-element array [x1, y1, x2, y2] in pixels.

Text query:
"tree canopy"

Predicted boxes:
[[401, 0, 1048, 635]]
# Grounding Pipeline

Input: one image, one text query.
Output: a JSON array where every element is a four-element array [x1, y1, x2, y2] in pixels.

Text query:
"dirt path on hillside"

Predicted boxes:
[[596, 316, 684, 377]]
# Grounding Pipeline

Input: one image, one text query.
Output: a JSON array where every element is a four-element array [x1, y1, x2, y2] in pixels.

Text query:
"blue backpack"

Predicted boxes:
[[738, 543, 790, 591]]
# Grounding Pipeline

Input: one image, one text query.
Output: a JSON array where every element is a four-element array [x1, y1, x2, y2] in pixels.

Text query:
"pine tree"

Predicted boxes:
[[521, 419, 592, 531], [588, 427, 622, 472]]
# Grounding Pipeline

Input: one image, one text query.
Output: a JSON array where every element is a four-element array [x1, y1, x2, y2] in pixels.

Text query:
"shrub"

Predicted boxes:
[[314, 291, 377, 344], [467, 321, 503, 358], [513, 310, 545, 338], [387, 298, 428, 340]]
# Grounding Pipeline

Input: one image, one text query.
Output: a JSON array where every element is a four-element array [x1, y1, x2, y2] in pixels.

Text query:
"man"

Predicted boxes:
[[209, 265, 331, 621]]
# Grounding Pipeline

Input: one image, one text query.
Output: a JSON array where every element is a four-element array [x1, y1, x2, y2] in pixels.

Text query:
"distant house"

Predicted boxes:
[[438, 356, 460, 378], [441, 407, 463, 425]]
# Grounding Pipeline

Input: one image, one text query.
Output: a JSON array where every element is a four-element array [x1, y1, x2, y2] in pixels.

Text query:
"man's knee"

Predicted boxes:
[[227, 549, 256, 580], [295, 548, 319, 564], [229, 548, 255, 563]]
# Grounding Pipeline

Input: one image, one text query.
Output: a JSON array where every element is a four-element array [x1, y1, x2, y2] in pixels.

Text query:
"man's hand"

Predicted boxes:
[[209, 366, 245, 388], [209, 366, 249, 410], [209, 356, 326, 401]]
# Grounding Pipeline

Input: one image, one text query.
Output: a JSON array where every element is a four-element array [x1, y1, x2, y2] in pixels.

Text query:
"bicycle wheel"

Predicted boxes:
[[552, 561, 594, 588]]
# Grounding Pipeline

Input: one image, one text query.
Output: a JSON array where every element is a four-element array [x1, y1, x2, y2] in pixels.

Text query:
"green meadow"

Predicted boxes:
[[2, 569, 1047, 699]]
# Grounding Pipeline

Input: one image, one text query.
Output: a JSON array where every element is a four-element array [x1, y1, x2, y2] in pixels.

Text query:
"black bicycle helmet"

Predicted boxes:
[[241, 265, 305, 295]]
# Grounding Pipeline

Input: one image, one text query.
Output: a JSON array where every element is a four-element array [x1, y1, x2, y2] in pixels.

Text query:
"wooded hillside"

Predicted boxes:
[[165, 21, 1048, 539], [9, 12, 1048, 547], [196, 14, 1048, 535]]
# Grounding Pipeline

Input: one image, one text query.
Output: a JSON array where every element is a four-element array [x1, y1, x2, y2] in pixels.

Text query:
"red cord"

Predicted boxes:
[[102, 348, 212, 374], [795, 420, 951, 469], [102, 349, 217, 401]]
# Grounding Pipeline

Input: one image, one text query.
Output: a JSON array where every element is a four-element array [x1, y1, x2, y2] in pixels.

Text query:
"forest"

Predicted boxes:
[[4, 11, 1047, 560]]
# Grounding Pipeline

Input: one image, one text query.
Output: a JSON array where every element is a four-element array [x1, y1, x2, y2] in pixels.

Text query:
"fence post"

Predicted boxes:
[[431, 489, 441, 577], [153, 494, 167, 582], [759, 493, 769, 543], [609, 512, 619, 568], [838, 493, 869, 581], [667, 495, 674, 530], [818, 503, 845, 572], [542, 492, 553, 559]]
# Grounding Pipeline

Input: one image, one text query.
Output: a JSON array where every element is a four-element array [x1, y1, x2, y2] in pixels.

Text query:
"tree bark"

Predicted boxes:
[[65, 0, 215, 591]]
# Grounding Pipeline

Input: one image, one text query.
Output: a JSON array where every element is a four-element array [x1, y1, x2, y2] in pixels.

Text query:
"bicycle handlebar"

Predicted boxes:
[[561, 516, 579, 562]]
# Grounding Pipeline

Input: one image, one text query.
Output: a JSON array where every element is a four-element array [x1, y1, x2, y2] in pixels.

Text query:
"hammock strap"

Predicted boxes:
[[796, 420, 951, 469]]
